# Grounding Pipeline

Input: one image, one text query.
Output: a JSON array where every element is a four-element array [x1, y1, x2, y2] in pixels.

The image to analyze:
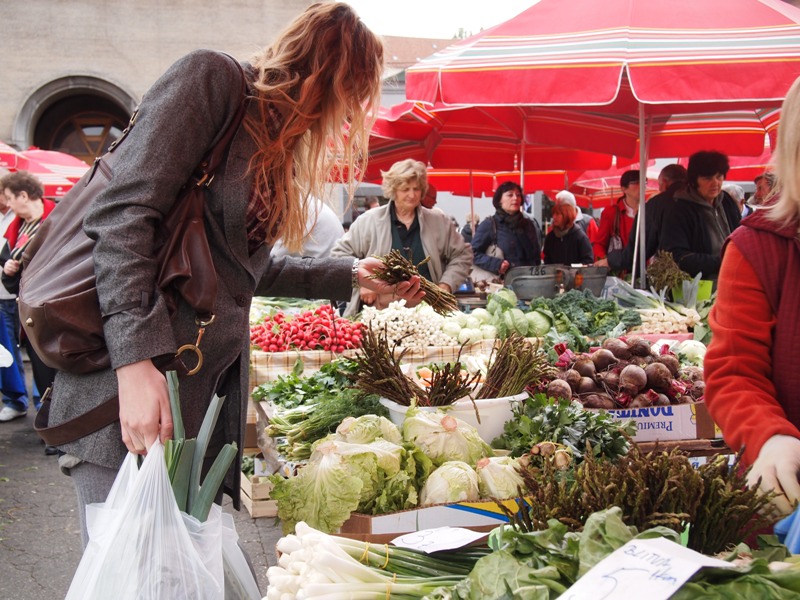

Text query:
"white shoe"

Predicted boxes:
[[0, 406, 27, 422]]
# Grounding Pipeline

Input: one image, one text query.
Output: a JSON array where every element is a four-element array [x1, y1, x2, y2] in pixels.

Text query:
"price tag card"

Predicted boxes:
[[391, 527, 489, 553], [558, 536, 731, 600]]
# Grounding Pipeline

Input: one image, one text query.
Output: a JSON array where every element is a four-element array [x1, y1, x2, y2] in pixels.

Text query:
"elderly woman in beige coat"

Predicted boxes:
[[331, 159, 472, 316]]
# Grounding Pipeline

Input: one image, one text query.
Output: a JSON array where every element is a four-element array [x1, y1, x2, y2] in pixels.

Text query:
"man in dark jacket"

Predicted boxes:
[[660, 151, 741, 280], [598, 163, 687, 272]]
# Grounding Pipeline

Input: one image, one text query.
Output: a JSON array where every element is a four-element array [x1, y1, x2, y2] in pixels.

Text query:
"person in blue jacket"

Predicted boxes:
[[471, 181, 541, 279]]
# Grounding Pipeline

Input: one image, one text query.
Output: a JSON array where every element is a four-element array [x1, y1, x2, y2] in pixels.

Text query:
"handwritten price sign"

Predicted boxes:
[[559, 537, 731, 600]]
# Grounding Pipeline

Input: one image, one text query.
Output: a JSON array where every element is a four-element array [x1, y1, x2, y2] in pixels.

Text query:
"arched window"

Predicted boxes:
[[33, 95, 129, 164]]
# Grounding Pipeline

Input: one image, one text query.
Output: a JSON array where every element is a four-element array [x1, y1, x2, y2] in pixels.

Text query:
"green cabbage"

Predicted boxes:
[[335, 414, 402, 445], [526, 310, 553, 337], [476, 456, 525, 499], [470, 308, 492, 324], [420, 461, 480, 505], [504, 308, 529, 336], [441, 320, 463, 339], [269, 437, 417, 534], [402, 408, 494, 467]]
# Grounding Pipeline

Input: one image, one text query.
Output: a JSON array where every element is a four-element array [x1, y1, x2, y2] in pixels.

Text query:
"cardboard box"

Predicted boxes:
[[597, 400, 717, 442], [337, 498, 522, 543]]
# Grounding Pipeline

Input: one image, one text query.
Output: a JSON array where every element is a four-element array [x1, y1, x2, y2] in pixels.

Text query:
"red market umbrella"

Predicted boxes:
[[406, 0, 800, 284], [18, 149, 90, 182], [11, 155, 76, 199], [678, 146, 773, 182], [0, 141, 21, 169], [424, 169, 496, 197], [368, 101, 616, 181]]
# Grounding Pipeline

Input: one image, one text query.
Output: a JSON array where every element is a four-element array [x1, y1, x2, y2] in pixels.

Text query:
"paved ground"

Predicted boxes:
[[0, 389, 282, 598]]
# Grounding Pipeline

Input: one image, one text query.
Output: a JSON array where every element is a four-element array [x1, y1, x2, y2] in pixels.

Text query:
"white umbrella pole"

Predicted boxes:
[[636, 104, 649, 289], [469, 169, 475, 223]]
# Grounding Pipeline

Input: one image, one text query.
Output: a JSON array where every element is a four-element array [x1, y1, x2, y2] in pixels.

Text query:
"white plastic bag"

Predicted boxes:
[[221, 512, 262, 600], [66, 441, 224, 600]]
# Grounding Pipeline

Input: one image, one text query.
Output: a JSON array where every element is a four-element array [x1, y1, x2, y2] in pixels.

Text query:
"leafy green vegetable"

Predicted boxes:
[[421, 461, 480, 505], [528, 289, 641, 340], [426, 507, 679, 600], [251, 357, 358, 408], [270, 436, 422, 534], [492, 393, 635, 463], [402, 408, 494, 467], [265, 388, 388, 460], [525, 310, 552, 337]]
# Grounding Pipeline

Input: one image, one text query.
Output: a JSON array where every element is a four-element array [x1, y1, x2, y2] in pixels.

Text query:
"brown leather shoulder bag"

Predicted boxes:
[[20, 55, 247, 445]]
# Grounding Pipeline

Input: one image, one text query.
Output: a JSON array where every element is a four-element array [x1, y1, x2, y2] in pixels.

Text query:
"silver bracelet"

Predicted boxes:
[[351, 258, 360, 290]]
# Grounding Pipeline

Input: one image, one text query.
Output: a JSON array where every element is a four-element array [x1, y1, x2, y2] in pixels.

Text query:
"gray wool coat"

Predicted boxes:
[[47, 50, 355, 506]]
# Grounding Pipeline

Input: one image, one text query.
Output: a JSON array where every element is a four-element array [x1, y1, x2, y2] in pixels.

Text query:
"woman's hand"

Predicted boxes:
[[498, 260, 510, 275], [437, 282, 452, 293], [3, 259, 20, 277], [359, 288, 377, 306], [116, 360, 172, 455], [747, 434, 800, 515], [594, 258, 609, 268], [358, 257, 425, 308]]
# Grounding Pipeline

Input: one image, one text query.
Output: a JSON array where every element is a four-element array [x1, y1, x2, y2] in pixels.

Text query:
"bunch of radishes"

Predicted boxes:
[[546, 336, 705, 409]]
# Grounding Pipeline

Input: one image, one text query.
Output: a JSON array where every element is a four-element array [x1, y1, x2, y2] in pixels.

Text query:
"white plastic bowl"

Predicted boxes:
[[379, 392, 528, 443]]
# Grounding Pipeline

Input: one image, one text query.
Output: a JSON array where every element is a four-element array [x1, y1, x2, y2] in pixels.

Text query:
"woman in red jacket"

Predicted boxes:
[[704, 76, 800, 515], [592, 170, 640, 260]]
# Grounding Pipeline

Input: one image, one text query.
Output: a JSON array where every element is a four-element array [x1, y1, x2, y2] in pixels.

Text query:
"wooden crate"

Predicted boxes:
[[240, 473, 278, 518]]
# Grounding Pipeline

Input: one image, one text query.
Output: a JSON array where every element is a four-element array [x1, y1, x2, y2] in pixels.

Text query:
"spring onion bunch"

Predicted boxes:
[[267, 521, 480, 599]]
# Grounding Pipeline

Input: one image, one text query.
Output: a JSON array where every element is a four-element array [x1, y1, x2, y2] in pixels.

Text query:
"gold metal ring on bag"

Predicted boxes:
[[176, 344, 204, 376]]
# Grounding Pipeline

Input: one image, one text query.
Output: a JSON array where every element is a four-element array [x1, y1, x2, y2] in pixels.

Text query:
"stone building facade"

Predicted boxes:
[[0, 0, 312, 162]]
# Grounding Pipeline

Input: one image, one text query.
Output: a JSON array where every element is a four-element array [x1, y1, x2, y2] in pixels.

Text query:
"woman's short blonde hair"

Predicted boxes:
[[768, 75, 800, 226], [380, 159, 428, 201]]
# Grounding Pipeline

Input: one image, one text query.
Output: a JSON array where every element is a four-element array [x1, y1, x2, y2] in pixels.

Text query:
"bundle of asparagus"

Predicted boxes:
[[368, 250, 459, 316]]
